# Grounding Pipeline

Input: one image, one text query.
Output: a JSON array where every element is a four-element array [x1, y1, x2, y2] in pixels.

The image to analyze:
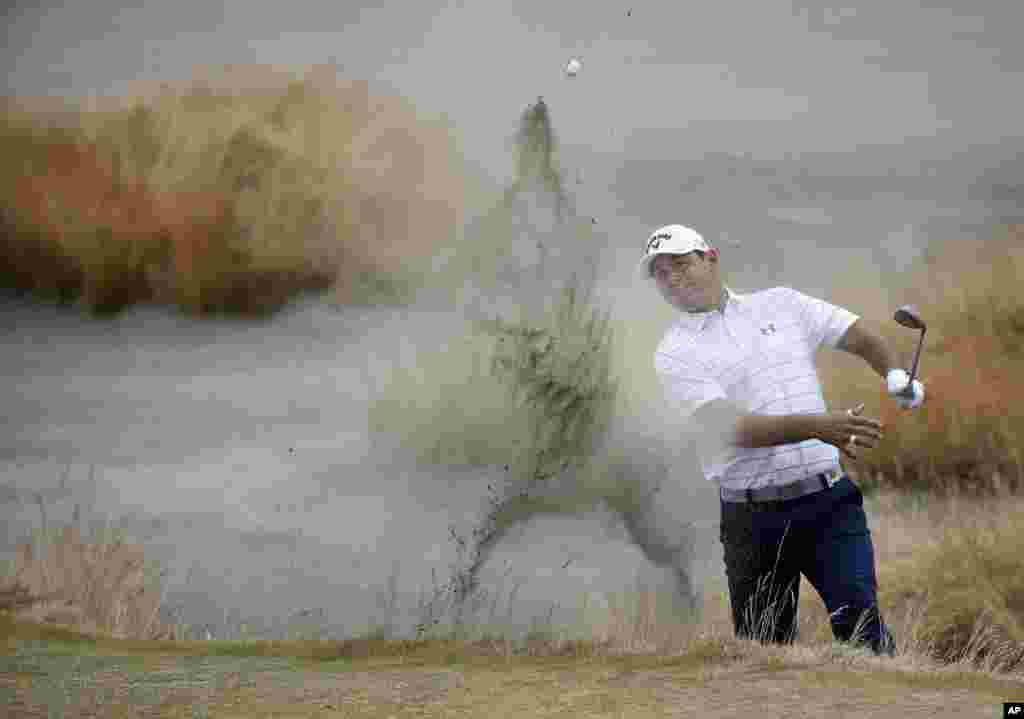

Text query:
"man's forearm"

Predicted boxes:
[[733, 412, 821, 449], [694, 322, 902, 453], [840, 322, 903, 379], [857, 334, 902, 379], [694, 401, 822, 451], [729, 330, 900, 448]]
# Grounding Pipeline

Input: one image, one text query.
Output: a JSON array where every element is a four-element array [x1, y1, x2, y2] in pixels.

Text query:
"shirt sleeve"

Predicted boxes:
[[785, 288, 860, 351], [654, 348, 736, 478], [653, 349, 728, 423]]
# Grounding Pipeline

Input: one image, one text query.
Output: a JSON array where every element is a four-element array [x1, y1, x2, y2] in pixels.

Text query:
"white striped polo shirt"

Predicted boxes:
[[653, 285, 859, 491]]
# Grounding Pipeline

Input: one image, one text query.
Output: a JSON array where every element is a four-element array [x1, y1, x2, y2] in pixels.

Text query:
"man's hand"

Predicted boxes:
[[814, 403, 885, 460], [839, 322, 925, 410], [886, 369, 926, 410]]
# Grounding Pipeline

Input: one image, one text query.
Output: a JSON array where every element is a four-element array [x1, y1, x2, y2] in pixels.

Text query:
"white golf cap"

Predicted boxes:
[[637, 224, 713, 280]]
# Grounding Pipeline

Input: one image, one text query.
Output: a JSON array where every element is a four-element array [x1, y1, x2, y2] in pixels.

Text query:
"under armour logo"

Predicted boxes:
[[760, 323, 777, 335]]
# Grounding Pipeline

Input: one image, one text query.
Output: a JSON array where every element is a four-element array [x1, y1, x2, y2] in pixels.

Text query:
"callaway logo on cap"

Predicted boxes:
[[637, 224, 712, 279]]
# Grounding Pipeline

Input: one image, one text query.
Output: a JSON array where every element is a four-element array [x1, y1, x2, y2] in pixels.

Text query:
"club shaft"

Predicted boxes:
[[904, 328, 925, 396]]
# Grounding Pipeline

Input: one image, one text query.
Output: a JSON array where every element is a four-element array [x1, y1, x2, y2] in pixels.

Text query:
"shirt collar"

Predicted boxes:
[[675, 286, 747, 332]]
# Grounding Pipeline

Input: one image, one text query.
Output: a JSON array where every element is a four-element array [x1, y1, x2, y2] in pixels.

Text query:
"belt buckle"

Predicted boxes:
[[824, 469, 841, 487]]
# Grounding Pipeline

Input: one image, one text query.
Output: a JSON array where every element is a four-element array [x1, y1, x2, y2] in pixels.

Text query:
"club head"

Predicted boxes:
[[893, 305, 926, 331]]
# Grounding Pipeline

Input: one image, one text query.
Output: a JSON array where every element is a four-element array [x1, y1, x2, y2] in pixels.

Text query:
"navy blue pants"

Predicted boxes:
[[719, 476, 895, 655]]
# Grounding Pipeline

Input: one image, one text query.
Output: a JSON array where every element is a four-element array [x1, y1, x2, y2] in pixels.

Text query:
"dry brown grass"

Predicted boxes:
[[819, 224, 1024, 497], [2, 481, 1021, 681], [0, 63, 466, 315], [875, 489, 1024, 672], [786, 487, 1024, 676], [0, 525, 173, 641], [3, 488, 1022, 718]]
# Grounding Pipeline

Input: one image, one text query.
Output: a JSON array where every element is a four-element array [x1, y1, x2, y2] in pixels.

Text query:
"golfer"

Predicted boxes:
[[639, 224, 925, 656]]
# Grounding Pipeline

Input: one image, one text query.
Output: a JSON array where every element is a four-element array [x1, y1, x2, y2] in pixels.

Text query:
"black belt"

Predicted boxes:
[[720, 469, 843, 504]]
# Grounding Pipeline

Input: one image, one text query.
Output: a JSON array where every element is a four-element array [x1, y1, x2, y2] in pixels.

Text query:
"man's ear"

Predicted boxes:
[[707, 248, 720, 262]]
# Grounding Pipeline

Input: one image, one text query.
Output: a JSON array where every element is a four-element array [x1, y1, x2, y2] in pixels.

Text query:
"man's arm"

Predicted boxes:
[[834, 319, 901, 379], [693, 400, 822, 450], [689, 318, 896, 453]]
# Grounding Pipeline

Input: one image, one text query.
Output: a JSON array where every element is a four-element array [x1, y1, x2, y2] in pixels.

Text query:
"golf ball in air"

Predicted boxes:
[[566, 58, 582, 76]]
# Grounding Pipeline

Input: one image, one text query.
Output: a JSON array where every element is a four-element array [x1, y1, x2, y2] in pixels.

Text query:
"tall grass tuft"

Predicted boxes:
[[876, 491, 1024, 672], [820, 225, 1024, 497], [400, 271, 620, 636], [0, 523, 173, 640], [0, 65, 465, 316], [477, 276, 619, 486]]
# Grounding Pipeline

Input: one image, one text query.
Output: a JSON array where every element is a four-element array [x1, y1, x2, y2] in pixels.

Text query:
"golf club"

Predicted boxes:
[[893, 304, 926, 398]]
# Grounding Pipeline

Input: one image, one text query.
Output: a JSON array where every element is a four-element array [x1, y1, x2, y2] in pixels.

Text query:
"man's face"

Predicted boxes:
[[650, 251, 721, 311]]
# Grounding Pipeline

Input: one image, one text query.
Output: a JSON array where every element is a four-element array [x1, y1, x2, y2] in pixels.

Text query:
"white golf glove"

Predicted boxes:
[[886, 368, 925, 410]]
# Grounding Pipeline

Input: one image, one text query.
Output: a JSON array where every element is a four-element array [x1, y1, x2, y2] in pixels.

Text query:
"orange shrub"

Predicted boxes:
[[1, 65, 467, 316], [828, 226, 1024, 496]]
